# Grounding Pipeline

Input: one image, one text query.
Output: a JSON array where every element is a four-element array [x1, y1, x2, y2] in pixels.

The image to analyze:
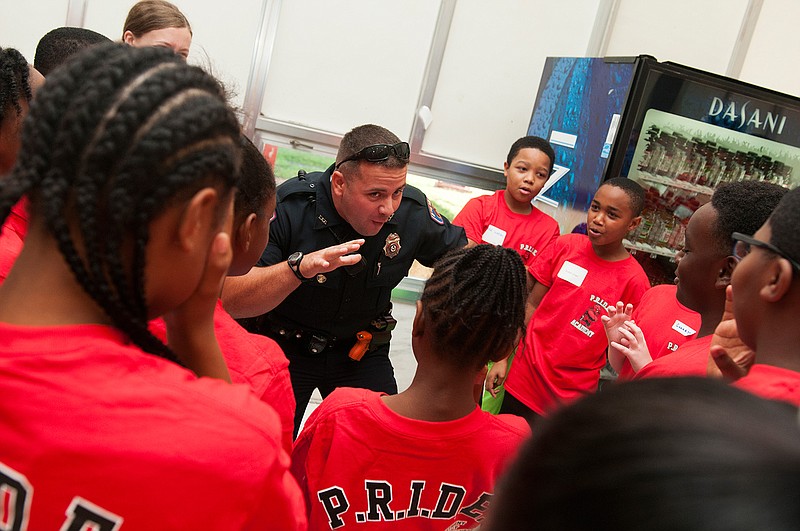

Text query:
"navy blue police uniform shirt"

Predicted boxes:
[[258, 164, 466, 340]]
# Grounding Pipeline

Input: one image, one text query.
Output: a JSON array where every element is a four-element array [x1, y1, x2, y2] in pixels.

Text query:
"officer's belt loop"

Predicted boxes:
[[264, 315, 336, 355]]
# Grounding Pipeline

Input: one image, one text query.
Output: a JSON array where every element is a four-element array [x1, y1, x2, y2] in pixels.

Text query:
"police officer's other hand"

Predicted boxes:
[[301, 239, 365, 277], [708, 285, 752, 381]]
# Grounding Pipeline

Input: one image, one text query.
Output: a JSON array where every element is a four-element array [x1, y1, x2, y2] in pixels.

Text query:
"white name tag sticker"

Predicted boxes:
[[482, 225, 507, 246], [557, 261, 588, 287], [672, 319, 697, 337]]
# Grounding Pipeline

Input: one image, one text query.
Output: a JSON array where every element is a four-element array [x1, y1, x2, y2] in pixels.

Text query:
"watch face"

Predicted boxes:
[[288, 251, 302, 265]]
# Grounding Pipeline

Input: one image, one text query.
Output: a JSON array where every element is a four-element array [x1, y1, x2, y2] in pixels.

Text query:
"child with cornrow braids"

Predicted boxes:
[[292, 244, 531, 530], [0, 44, 305, 530], [0, 47, 44, 282], [0, 46, 44, 175], [150, 134, 296, 452]]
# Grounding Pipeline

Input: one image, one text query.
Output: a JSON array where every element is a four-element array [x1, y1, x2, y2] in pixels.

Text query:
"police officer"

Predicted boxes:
[[222, 124, 466, 435]]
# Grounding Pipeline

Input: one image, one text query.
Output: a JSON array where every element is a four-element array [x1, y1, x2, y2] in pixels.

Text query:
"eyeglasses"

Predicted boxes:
[[731, 232, 800, 272], [335, 142, 411, 170]]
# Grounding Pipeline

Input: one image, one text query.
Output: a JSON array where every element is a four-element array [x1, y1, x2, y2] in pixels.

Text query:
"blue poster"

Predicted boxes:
[[528, 57, 636, 212]]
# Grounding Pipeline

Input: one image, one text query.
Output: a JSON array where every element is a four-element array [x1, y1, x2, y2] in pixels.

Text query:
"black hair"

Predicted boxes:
[[420, 244, 527, 369], [711, 180, 788, 255], [0, 46, 32, 124], [34, 27, 111, 77], [767, 186, 800, 268], [0, 43, 241, 362], [336, 124, 406, 172], [484, 378, 800, 531], [235, 135, 275, 223], [506, 135, 555, 175], [600, 177, 645, 216]]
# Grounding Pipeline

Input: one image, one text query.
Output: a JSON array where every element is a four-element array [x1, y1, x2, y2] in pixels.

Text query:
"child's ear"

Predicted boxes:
[[411, 299, 425, 338], [760, 258, 794, 302], [715, 255, 738, 289], [234, 213, 257, 255], [627, 215, 642, 232], [122, 30, 136, 45], [177, 187, 219, 252]]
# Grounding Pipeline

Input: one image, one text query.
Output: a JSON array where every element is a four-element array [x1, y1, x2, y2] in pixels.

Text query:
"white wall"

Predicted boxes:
[[1, 0, 70, 61], [740, 0, 800, 96], [260, 0, 440, 139], [603, 0, 751, 75], [1, 0, 798, 186]]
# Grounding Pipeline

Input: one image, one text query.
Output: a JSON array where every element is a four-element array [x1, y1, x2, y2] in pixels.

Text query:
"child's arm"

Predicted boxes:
[[525, 278, 549, 323], [164, 232, 232, 382], [485, 356, 510, 398], [601, 302, 635, 374]]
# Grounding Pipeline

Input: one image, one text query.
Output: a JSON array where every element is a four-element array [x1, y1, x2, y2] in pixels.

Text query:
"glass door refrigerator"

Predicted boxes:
[[529, 55, 800, 285]]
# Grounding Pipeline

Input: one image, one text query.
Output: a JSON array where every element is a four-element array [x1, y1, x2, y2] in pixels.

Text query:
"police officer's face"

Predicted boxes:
[[331, 163, 406, 237]]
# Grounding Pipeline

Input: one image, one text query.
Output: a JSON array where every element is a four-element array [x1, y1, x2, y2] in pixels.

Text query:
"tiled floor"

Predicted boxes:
[[299, 299, 419, 428]]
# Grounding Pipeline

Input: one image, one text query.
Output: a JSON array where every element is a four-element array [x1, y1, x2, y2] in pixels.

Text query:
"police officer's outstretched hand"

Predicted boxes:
[[299, 239, 365, 278]]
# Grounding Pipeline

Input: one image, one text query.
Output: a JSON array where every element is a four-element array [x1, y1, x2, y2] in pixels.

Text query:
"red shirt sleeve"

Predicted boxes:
[[452, 195, 487, 244]]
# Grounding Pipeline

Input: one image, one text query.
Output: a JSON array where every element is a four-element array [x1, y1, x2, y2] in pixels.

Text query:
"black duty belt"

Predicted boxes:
[[258, 309, 397, 357]]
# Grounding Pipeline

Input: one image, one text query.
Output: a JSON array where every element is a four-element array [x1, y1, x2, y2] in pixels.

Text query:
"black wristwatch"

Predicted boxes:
[[287, 251, 313, 282]]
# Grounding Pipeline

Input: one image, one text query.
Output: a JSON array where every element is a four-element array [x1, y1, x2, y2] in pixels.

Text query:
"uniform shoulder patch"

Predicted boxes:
[[427, 199, 444, 225]]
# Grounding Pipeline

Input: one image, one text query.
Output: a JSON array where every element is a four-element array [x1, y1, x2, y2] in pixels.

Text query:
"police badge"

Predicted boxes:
[[383, 233, 401, 258]]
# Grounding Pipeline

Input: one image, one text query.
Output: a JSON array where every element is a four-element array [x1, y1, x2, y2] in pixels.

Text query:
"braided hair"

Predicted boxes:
[[235, 135, 275, 223], [420, 244, 527, 369], [0, 43, 241, 361], [0, 46, 32, 126]]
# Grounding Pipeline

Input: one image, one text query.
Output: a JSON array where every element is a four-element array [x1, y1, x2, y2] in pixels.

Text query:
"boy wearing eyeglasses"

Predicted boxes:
[[222, 124, 466, 436], [716, 187, 800, 406], [605, 180, 786, 378]]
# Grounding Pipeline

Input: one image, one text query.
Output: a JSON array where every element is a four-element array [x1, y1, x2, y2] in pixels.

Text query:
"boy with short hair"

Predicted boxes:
[[454, 135, 560, 266], [34, 26, 111, 77], [454, 135, 560, 412], [613, 181, 787, 379], [722, 187, 800, 406], [489, 178, 650, 424]]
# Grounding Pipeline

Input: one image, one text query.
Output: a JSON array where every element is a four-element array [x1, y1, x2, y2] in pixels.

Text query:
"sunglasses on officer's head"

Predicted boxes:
[[335, 142, 411, 170]]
